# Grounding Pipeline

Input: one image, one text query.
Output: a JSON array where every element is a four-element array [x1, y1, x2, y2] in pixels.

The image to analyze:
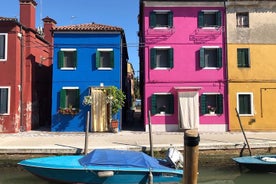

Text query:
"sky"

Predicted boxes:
[[1, 0, 140, 76]]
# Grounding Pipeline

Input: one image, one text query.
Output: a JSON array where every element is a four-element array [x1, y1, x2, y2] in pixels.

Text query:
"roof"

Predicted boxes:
[[0, 16, 18, 22], [53, 22, 124, 32]]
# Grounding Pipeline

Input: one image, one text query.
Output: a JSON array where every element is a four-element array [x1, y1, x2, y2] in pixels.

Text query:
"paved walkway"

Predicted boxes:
[[1, 130, 276, 154]]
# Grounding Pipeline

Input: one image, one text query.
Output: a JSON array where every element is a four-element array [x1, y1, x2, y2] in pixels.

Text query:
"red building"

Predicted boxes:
[[0, 0, 56, 133]]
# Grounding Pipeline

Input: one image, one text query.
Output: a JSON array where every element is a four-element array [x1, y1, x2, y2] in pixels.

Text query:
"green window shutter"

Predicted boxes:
[[73, 51, 77, 67], [200, 94, 207, 114], [149, 11, 156, 28], [60, 89, 66, 108], [237, 49, 248, 67], [168, 94, 174, 114], [198, 11, 204, 27], [217, 48, 222, 68], [96, 51, 100, 68], [216, 11, 222, 26], [150, 48, 156, 69], [151, 94, 157, 115], [217, 94, 223, 114], [200, 48, 205, 68], [168, 11, 173, 28], [169, 48, 174, 68], [237, 49, 243, 67], [75, 89, 80, 109], [110, 50, 114, 68], [58, 51, 64, 68]]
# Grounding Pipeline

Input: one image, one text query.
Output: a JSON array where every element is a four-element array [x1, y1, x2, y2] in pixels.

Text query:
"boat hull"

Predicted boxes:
[[233, 155, 276, 172], [19, 155, 183, 184]]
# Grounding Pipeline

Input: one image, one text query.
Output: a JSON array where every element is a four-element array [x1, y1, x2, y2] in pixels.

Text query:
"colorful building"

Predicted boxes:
[[51, 23, 129, 132], [227, 1, 276, 131], [0, 0, 55, 133], [139, 0, 228, 132]]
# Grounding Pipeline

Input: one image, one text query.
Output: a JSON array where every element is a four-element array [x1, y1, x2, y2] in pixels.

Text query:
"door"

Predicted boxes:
[[178, 91, 199, 129]]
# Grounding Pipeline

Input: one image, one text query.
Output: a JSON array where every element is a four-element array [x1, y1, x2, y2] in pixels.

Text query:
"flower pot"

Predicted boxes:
[[209, 111, 215, 115], [111, 120, 119, 133]]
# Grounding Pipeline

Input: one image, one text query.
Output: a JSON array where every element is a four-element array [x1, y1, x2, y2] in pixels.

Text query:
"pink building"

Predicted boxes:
[[139, 0, 228, 132]]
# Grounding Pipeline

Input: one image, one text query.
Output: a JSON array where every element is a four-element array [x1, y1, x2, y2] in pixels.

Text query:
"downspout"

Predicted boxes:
[[19, 26, 24, 132]]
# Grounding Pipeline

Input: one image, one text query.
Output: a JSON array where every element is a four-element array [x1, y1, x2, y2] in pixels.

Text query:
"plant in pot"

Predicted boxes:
[[106, 86, 126, 132]]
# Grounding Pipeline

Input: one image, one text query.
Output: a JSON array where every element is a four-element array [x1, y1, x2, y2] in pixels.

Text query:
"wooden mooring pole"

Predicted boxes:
[[84, 111, 90, 155], [184, 129, 200, 184]]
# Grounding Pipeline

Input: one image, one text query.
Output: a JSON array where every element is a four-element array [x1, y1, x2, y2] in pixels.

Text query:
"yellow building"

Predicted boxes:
[[227, 1, 276, 131]]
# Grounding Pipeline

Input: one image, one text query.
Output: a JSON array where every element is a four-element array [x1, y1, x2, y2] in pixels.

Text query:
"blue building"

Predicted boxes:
[[51, 23, 128, 132]]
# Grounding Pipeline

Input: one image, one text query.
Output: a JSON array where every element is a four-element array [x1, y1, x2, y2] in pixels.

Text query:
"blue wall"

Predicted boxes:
[[51, 32, 122, 132]]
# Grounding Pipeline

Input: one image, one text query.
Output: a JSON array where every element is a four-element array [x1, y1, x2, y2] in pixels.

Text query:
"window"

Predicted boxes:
[[237, 48, 250, 67], [198, 11, 221, 28], [150, 10, 173, 28], [58, 49, 77, 69], [96, 49, 114, 69], [200, 94, 223, 115], [0, 33, 7, 61], [0, 87, 10, 114], [200, 47, 222, 68], [150, 47, 173, 69], [151, 93, 174, 115], [236, 12, 249, 28], [237, 93, 253, 115], [60, 87, 80, 110]]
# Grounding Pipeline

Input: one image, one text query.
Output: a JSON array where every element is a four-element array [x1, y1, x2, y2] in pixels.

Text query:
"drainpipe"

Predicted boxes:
[[19, 26, 24, 132]]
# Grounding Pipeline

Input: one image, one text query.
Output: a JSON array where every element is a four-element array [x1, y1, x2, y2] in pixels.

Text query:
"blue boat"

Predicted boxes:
[[18, 149, 183, 183], [232, 155, 276, 172]]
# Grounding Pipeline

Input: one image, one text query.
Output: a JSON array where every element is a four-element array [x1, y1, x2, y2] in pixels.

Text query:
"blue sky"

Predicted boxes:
[[1, 0, 140, 76]]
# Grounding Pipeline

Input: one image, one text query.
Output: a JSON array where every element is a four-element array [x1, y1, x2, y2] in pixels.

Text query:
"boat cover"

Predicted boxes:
[[79, 149, 170, 170]]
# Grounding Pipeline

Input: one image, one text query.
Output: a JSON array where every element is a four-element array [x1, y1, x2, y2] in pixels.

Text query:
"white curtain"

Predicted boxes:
[[178, 91, 199, 129]]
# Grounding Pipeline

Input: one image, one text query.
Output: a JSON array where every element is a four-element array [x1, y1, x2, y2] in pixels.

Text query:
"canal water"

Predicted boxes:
[[1, 163, 276, 184]]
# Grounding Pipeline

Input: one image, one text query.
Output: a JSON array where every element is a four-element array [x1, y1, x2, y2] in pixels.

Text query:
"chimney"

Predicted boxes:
[[19, 0, 37, 29], [42, 16, 57, 44]]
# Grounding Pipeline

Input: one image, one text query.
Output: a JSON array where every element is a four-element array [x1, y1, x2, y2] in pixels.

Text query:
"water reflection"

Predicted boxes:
[[1, 165, 276, 184]]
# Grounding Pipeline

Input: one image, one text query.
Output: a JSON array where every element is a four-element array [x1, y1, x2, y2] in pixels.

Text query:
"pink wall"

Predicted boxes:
[[142, 6, 228, 131]]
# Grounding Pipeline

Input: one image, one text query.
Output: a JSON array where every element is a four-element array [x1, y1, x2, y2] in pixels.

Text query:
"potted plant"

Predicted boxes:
[[58, 105, 79, 115]]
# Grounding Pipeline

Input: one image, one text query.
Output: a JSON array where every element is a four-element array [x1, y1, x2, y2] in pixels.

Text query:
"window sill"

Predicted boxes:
[[153, 67, 172, 70], [60, 67, 77, 70], [202, 67, 221, 69], [97, 67, 113, 70]]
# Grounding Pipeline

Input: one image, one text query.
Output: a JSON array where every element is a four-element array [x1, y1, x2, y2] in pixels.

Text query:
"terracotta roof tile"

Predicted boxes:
[[53, 22, 123, 32]]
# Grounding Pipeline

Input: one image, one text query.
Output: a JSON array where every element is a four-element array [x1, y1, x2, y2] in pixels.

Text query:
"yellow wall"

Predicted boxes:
[[228, 44, 276, 131]]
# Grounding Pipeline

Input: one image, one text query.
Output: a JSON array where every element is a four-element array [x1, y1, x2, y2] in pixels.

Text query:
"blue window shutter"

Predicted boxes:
[[168, 11, 173, 28], [217, 94, 223, 114], [58, 51, 64, 68], [149, 11, 156, 28], [60, 89, 66, 108], [217, 48, 222, 68], [110, 50, 114, 68], [96, 51, 100, 68], [216, 11, 222, 26], [200, 94, 207, 114], [198, 11, 204, 27], [151, 94, 157, 115], [200, 48, 205, 68], [169, 48, 174, 68], [150, 48, 156, 69], [168, 94, 174, 114]]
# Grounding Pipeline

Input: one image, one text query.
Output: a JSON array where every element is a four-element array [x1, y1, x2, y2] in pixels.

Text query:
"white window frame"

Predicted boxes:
[[201, 46, 221, 69], [0, 86, 10, 115], [0, 33, 8, 61], [237, 92, 254, 116], [200, 10, 220, 30], [153, 46, 172, 70], [59, 48, 77, 70], [97, 48, 114, 70], [152, 10, 172, 29]]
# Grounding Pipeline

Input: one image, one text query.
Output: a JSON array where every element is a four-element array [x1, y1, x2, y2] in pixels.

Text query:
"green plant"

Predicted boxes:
[[106, 86, 126, 117]]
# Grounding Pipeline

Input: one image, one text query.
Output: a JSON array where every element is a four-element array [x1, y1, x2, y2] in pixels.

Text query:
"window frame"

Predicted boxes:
[[0, 86, 10, 115], [150, 47, 174, 69], [59, 87, 80, 110], [237, 92, 254, 116], [151, 93, 174, 115], [200, 93, 223, 115], [236, 12, 249, 28], [149, 10, 173, 29], [200, 46, 222, 69], [0, 33, 8, 61], [96, 48, 114, 70], [58, 48, 77, 70], [198, 10, 221, 28]]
